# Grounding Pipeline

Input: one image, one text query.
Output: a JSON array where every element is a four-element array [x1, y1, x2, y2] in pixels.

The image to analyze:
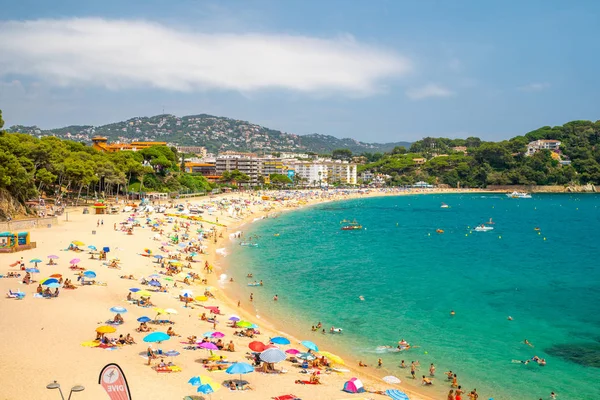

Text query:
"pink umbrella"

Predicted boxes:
[[70, 258, 80, 264], [285, 349, 300, 355], [199, 342, 218, 350], [47, 255, 59, 259], [211, 332, 225, 338]]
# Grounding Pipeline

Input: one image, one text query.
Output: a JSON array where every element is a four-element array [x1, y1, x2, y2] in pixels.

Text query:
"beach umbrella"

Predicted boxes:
[[50, 274, 62, 278], [180, 289, 194, 297], [96, 325, 117, 334], [212, 332, 225, 338], [383, 376, 402, 384], [225, 362, 254, 382], [148, 274, 161, 279], [163, 277, 173, 282], [195, 295, 208, 302], [202, 331, 216, 338], [110, 306, 128, 313], [40, 278, 59, 285], [228, 315, 241, 321], [386, 389, 410, 400], [72, 241, 85, 246], [154, 255, 163, 259], [29, 258, 42, 263], [47, 255, 59, 259], [164, 308, 178, 315], [87, 245, 97, 251], [248, 341, 266, 352], [199, 342, 218, 350], [318, 351, 344, 365], [149, 280, 161, 287], [129, 288, 140, 292], [26, 268, 40, 273], [143, 332, 170, 343], [70, 258, 81, 264], [83, 271, 96, 278], [103, 247, 110, 253], [301, 340, 319, 352], [270, 336, 291, 345], [285, 349, 300, 355], [297, 352, 316, 361], [164, 350, 180, 357], [144, 248, 152, 254], [44, 282, 61, 289], [237, 321, 253, 328], [154, 307, 166, 315], [138, 290, 152, 297], [259, 348, 287, 363], [137, 316, 151, 323]]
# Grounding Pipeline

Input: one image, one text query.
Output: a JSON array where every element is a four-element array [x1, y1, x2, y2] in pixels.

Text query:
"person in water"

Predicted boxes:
[[524, 339, 534, 347]]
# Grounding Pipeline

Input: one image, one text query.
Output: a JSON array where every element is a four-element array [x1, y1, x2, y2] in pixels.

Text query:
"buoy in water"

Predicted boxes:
[[498, 236, 502, 239]]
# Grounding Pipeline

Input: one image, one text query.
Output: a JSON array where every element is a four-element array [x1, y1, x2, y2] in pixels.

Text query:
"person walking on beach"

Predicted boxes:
[[447, 389, 455, 400], [250, 293, 253, 302], [410, 361, 416, 379], [378, 358, 382, 368], [451, 374, 458, 388], [429, 363, 436, 376], [455, 386, 464, 400]]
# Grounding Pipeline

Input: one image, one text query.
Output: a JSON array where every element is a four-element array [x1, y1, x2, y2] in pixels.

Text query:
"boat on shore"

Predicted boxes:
[[506, 191, 532, 199], [341, 219, 362, 231]]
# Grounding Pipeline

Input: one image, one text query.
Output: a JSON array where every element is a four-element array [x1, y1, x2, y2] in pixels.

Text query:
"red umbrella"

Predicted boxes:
[[249, 341, 266, 352]]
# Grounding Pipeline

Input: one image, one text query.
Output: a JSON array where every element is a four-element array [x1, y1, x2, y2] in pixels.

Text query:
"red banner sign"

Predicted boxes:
[[98, 363, 132, 400]]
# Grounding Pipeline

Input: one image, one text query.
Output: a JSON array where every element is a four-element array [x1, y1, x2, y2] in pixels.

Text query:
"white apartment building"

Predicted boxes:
[[216, 155, 260, 185], [526, 140, 561, 156], [285, 160, 357, 186], [325, 161, 357, 185]]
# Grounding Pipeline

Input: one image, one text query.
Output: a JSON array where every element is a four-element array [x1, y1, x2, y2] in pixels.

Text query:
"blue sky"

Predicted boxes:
[[1, 0, 599, 142]]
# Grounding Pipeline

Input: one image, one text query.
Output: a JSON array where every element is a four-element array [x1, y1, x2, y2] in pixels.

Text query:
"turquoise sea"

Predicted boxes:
[[225, 194, 600, 400]]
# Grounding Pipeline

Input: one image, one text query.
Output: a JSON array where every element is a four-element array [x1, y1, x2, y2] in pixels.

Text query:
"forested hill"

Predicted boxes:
[[360, 120, 600, 187], [9, 114, 410, 154]]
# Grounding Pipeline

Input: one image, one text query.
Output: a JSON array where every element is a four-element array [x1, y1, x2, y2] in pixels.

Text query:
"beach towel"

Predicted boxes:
[[273, 395, 301, 400], [295, 380, 318, 385]]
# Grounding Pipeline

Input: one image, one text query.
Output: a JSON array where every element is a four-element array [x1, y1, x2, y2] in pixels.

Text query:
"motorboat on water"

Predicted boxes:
[[441, 203, 450, 208], [506, 191, 532, 199], [474, 224, 494, 232], [341, 219, 362, 230]]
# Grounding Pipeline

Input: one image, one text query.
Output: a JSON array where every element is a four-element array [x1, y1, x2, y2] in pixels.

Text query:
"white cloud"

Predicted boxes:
[[0, 18, 411, 96], [406, 83, 454, 100], [518, 82, 550, 92]]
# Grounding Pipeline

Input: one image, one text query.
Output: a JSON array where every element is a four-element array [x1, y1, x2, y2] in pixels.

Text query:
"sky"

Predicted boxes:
[[1, 0, 599, 143]]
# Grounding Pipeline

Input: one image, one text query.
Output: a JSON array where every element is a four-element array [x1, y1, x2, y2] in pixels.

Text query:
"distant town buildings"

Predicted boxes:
[[526, 140, 561, 156], [413, 158, 426, 165], [91, 136, 167, 152], [452, 146, 468, 154], [176, 146, 207, 158]]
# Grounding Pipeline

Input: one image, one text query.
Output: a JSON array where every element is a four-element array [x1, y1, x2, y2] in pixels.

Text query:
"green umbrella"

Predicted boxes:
[[237, 321, 253, 328]]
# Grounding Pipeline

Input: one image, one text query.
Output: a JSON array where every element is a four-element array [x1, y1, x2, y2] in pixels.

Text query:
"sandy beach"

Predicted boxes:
[[0, 188, 483, 400]]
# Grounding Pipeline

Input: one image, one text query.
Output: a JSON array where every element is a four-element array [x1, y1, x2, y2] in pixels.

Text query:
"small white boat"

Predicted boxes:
[[441, 203, 449, 208], [330, 327, 343, 334], [506, 191, 532, 199], [474, 224, 494, 232], [240, 242, 258, 247]]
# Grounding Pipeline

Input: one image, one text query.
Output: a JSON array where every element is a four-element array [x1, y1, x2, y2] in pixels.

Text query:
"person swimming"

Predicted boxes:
[[359, 295, 365, 301]]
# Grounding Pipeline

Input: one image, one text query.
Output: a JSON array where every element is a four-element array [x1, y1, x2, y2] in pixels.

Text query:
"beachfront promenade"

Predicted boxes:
[[0, 188, 467, 400]]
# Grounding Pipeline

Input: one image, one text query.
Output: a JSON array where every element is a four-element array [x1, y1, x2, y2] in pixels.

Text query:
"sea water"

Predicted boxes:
[[225, 194, 600, 400]]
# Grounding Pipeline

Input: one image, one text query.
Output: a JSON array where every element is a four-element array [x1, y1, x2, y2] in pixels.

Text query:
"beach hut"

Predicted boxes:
[[92, 203, 107, 215], [342, 378, 365, 393]]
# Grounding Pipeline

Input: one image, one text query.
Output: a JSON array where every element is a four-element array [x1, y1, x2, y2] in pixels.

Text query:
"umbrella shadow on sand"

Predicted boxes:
[[183, 396, 206, 400]]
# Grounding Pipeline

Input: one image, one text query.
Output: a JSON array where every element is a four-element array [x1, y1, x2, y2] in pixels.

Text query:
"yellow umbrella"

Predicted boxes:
[[318, 351, 345, 365], [81, 341, 100, 347], [72, 240, 85, 246], [138, 290, 152, 297], [154, 307, 166, 314], [96, 325, 117, 334], [195, 296, 208, 302]]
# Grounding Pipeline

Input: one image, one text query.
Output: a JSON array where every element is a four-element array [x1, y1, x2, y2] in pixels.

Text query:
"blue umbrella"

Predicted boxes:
[[386, 389, 410, 400], [226, 362, 254, 382], [30, 258, 42, 263], [87, 245, 97, 250], [154, 255, 163, 259], [83, 271, 97, 278], [129, 288, 140, 292], [270, 336, 290, 345], [44, 282, 61, 289], [259, 348, 286, 363], [110, 306, 128, 313], [103, 247, 110, 252], [188, 376, 201, 386], [143, 332, 170, 343], [202, 331, 215, 338], [149, 280, 161, 287], [301, 340, 319, 352], [190, 252, 198, 256], [137, 316, 151, 323], [297, 352, 316, 361], [197, 384, 215, 395], [26, 268, 40, 273]]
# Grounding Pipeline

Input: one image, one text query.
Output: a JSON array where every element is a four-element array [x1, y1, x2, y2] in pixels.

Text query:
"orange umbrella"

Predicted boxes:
[[50, 274, 62, 278]]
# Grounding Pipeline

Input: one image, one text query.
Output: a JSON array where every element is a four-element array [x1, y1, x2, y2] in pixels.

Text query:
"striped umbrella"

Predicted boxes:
[[386, 389, 410, 400]]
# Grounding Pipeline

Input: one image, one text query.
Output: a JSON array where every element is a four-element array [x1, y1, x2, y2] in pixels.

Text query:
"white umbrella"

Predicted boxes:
[[383, 375, 401, 384]]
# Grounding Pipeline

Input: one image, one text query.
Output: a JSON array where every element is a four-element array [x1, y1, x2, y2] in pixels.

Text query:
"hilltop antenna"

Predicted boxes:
[[162, 106, 165, 115]]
